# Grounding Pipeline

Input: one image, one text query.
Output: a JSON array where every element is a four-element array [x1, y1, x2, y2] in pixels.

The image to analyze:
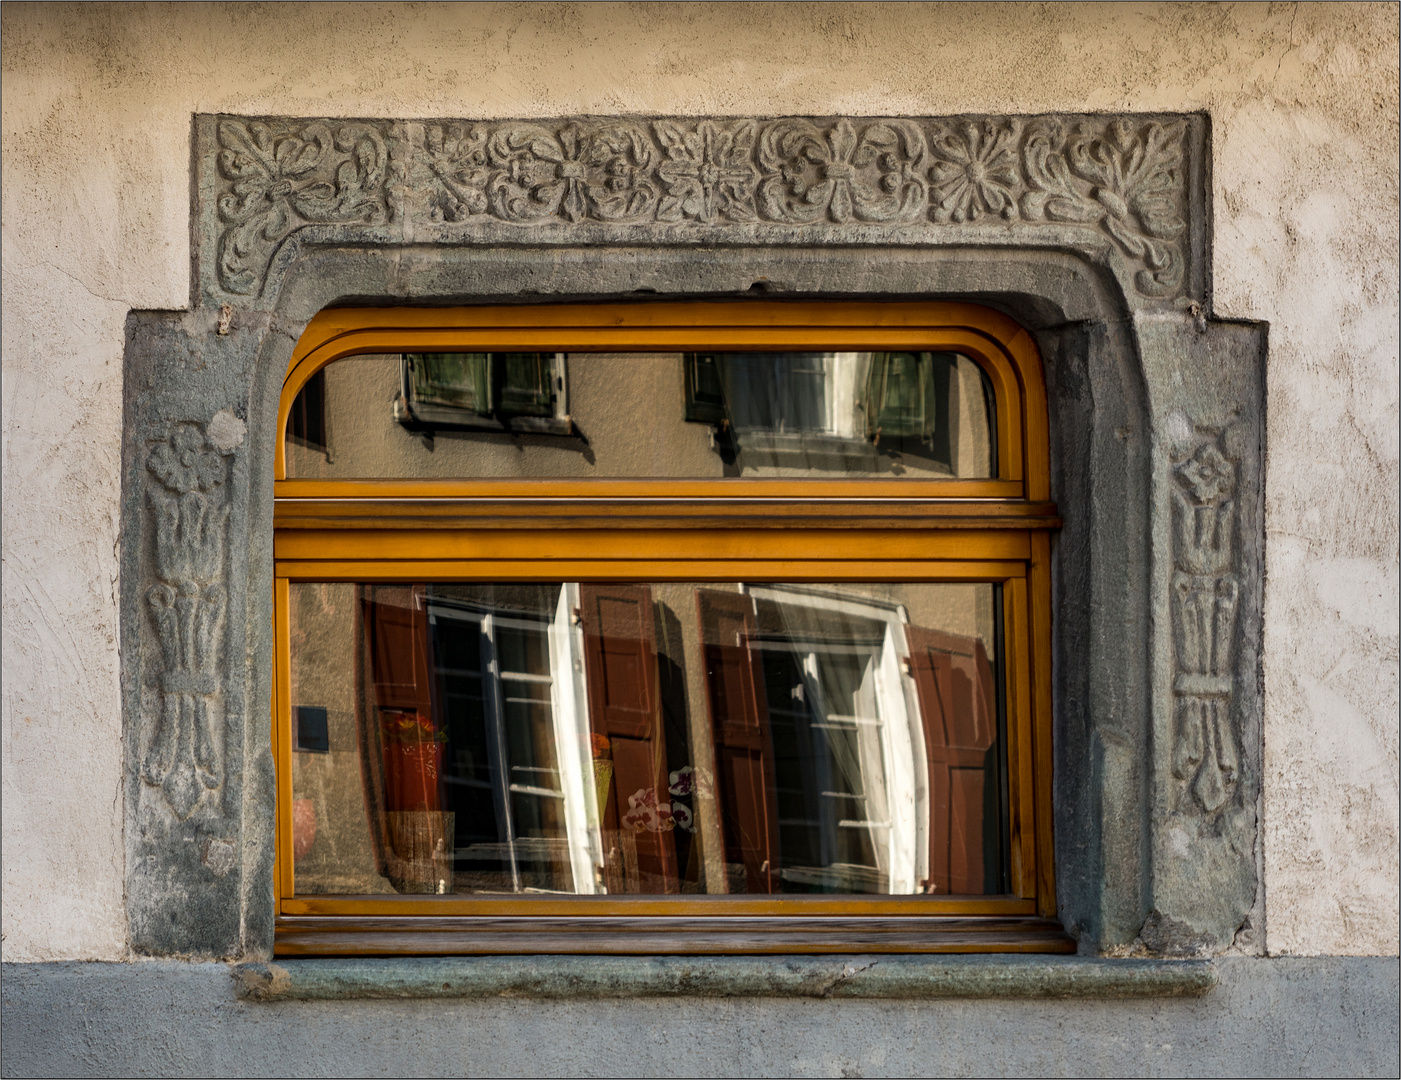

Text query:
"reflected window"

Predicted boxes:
[[290, 581, 1006, 898], [395, 352, 571, 435], [286, 350, 994, 480], [286, 368, 329, 458], [684, 352, 994, 474]]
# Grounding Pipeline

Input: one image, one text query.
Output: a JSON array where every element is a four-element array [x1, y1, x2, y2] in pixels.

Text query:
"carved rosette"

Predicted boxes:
[[210, 114, 1195, 299], [653, 120, 760, 224], [756, 118, 928, 224], [143, 423, 234, 819], [1170, 441, 1241, 815]]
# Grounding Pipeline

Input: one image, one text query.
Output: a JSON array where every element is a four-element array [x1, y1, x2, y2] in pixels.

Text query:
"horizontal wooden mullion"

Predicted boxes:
[[273, 500, 1060, 533], [274, 560, 1029, 582], [274, 479, 1027, 500], [274, 529, 1032, 561], [281, 896, 1039, 918], [274, 514, 1061, 532]]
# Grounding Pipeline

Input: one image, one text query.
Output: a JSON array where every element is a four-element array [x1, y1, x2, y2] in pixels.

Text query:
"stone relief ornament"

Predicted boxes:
[[1021, 118, 1187, 296], [653, 119, 760, 224], [1170, 440, 1240, 815], [490, 122, 661, 224], [143, 421, 235, 819], [927, 120, 1022, 222], [756, 118, 928, 224], [216, 120, 389, 294], [419, 123, 491, 222], [207, 114, 1198, 300]]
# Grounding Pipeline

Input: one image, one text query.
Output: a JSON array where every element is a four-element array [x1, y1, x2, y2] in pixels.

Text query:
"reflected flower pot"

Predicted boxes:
[[380, 711, 444, 813]]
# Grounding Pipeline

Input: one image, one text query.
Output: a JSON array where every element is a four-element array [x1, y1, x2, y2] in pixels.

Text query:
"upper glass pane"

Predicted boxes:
[[288, 580, 1008, 897], [284, 351, 996, 479]]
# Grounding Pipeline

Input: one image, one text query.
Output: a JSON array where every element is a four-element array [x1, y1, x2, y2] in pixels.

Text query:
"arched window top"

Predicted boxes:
[[275, 301, 1049, 501]]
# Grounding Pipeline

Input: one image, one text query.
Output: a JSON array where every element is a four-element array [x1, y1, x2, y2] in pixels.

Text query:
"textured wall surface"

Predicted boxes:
[[2, 2, 1397, 961], [1, 957, 1397, 1078]]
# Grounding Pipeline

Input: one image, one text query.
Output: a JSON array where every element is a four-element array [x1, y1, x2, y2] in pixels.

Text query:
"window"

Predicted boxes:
[[273, 301, 1063, 954], [395, 352, 572, 435]]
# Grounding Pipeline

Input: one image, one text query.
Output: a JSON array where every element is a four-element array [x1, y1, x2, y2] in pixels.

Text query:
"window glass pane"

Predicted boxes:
[[284, 352, 995, 479], [288, 581, 1008, 896]]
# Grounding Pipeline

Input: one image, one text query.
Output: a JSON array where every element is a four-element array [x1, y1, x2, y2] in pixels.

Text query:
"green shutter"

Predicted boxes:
[[495, 353, 555, 417], [405, 353, 557, 418], [406, 353, 493, 415], [865, 352, 937, 440], [684, 353, 729, 425]]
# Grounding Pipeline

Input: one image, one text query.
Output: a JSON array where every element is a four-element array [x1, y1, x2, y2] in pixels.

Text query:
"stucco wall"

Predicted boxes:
[[2, 1, 1396, 961]]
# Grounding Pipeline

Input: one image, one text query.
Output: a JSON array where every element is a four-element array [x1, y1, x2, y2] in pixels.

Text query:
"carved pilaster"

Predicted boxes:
[[1170, 441, 1241, 816], [141, 422, 235, 820]]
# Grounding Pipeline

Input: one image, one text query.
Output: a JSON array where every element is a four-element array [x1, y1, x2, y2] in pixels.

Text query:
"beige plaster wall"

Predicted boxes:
[[2, 1, 1395, 960]]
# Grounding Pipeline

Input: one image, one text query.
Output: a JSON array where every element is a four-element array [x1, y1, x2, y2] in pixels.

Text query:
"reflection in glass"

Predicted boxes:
[[285, 352, 994, 480], [394, 353, 571, 435], [290, 582, 1008, 897]]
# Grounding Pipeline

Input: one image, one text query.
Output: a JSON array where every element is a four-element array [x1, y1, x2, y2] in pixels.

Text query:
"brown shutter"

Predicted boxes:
[[359, 585, 446, 890], [697, 590, 780, 894], [905, 625, 997, 896], [364, 585, 432, 715], [578, 584, 679, 893]]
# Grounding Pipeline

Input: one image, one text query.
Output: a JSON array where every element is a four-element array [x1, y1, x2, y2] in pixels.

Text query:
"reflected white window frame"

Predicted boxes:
[[742, 584, 925, 895], [426, 584, 602, 895], [721, 352, 874, 460]]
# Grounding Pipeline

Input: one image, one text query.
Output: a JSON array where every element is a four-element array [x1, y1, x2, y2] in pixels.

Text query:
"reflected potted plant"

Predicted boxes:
[[380, 710, 453, 894], [381, 710, 446, 813]]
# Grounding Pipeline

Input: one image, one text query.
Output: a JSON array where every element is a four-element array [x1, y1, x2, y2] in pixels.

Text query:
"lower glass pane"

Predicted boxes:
[[287, 581, 1008, 897]]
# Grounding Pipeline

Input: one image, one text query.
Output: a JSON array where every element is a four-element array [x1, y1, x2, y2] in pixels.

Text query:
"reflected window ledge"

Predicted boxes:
[[233, 954, 1217, 1001]]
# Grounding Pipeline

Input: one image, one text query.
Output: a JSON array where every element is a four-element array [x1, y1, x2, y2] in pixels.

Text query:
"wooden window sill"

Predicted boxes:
[[233, 954, 1216, 1001], [273, 913, 1074, 956]]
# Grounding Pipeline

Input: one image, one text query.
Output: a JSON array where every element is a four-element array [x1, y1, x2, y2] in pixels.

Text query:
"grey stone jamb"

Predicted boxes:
[[116, 112, 1264, 962]]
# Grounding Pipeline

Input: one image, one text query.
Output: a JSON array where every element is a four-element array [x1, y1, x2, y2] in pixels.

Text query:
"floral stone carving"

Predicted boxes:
[[208, 114, 1198, 300], [216, 119, 389, 296], [1170, 440, 1241, 815], [143, 422, 235, 819]]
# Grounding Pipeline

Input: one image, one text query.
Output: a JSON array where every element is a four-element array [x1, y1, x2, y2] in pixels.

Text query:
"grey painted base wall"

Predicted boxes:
[[2, 957, 1396, 1078]]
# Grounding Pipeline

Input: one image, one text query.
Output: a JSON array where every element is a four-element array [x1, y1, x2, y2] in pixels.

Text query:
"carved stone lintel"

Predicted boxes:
[[204, 113, 1200, 302]]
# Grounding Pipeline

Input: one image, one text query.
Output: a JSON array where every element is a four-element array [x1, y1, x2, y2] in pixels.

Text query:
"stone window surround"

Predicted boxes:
[[118, 112, 1263, 962]]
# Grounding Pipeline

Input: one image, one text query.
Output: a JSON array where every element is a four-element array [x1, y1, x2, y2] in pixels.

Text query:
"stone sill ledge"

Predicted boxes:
[[233, 955, 1216, 1002]]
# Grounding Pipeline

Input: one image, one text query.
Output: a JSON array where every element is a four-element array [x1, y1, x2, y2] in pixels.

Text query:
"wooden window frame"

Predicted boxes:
[[272, 300, 1067, 955]]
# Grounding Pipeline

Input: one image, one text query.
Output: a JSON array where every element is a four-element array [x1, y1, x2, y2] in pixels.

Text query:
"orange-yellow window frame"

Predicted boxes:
[[271, 300, 1065, 955]]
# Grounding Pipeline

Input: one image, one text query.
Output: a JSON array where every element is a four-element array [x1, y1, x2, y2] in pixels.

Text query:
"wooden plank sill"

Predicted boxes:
[[272, 915, 1075, 957]]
